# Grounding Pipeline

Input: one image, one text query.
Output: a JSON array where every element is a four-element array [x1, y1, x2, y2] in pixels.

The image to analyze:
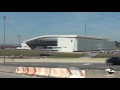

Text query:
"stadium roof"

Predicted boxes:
[[23, 35, 109, 43]]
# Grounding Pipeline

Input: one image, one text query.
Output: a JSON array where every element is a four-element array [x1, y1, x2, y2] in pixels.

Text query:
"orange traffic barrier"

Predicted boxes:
[[49, 68, 67, 78], [65, 69, 85, 78], [22, 67, 28, 74], [34, 67, 50, 76], [15, 67, 24, 74], [15, 67, 85, 78], [25, 67, 36, 75]]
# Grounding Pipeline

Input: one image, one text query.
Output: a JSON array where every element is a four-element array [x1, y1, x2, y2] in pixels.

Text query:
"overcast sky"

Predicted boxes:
[[0, 12, 120, 44]]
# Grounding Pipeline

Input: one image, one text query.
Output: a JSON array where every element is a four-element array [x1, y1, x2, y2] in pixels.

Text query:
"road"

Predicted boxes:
[[0, 62, 120, 71], [0, 72, 42, 78]]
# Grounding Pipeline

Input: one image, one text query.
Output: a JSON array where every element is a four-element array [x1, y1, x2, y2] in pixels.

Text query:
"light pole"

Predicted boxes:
[[17, 35, 21, 56], [85, 24, 86, 58], [3, 16, 8, 66]]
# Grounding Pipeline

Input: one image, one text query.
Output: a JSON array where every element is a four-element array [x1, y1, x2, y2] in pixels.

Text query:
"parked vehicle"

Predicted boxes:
[[105, 57, 120, 65]]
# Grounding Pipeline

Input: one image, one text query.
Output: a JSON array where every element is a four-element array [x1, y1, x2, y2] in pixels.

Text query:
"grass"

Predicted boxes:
[[95, 54, 120, 58], [0, 49, 82, 58], [0, 49, 40, 56], [0, 49, 120, 58]]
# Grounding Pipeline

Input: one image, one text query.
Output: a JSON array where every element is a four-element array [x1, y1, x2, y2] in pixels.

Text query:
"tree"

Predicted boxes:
[[0, 46, 4, 49], [118, 42, 120, 47], [114, 41, 118, 47]]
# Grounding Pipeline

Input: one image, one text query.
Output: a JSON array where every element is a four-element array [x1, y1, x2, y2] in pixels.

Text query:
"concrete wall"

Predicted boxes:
[[58, 38, 76, 52]]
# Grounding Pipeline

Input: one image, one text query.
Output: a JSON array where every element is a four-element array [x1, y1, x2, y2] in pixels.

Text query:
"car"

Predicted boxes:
[[105, 57, 120, 65]]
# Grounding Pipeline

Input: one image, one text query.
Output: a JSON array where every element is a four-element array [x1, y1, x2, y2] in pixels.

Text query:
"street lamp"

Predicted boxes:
[[3, 16, 8, 66], [85, 24, 86, 58], [17, 35, 21, 56]]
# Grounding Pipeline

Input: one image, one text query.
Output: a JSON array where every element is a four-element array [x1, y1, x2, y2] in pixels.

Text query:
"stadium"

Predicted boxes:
[[16, 35, 116, 52]]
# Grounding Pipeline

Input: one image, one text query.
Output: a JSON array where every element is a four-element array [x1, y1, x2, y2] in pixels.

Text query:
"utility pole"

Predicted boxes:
[[17, 35, 21, 56], [3, 16, 8, 66], [85, 24, 86, 58]]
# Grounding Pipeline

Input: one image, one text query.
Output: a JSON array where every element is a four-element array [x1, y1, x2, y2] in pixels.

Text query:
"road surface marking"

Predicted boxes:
[[82, 63, 92, 65], [70, 63, 92, 65]]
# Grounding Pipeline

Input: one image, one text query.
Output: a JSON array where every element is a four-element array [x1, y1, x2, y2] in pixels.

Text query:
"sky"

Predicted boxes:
[[0, 12, 120, 45]]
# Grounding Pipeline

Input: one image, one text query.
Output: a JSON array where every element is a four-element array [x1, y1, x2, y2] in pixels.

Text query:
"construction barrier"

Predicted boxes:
[[26, 67, 36, 75], [15, 67, 85, 78], [34, 67, 50, 76], [49, 68, 67, 78], [15, 67, 24, 74], [22, 67, 28, 74], [65, 69, 85, 78], [4, 66, 120, 78]]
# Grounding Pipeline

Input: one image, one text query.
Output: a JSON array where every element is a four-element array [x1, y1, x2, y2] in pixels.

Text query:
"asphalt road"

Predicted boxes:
[[0, 72, 42, 78], [0, 62, 120, 71]]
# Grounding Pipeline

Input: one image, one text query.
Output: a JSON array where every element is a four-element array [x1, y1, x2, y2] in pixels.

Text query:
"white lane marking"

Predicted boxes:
[[70, 63, 92, 65], [82, 63, 92, 65]]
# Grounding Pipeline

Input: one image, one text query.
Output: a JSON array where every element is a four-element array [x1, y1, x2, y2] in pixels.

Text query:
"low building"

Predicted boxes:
[[17, 35, 116, 52]]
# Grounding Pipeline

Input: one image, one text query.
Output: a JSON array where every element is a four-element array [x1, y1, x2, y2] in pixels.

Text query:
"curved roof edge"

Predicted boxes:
[[23, 35, 109, 43], [23, 35, 77, 43]]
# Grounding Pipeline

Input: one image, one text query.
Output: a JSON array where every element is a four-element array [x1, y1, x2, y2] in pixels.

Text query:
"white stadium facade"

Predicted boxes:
[[16, 35, 116, 52]]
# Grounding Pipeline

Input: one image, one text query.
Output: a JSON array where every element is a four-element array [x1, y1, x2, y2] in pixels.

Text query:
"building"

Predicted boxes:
[[17, 35, 116, 52]]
